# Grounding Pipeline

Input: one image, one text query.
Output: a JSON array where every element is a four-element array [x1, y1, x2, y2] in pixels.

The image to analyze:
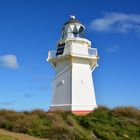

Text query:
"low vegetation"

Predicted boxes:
[[0, 107, 139, 140], [0, 134, 17, 140]]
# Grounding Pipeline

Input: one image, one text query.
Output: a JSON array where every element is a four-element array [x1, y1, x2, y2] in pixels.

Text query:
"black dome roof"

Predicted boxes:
[[64, 16, 82, 25]]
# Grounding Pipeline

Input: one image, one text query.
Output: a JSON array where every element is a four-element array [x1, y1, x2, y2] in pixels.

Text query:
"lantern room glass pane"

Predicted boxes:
[[62, 24, 85, 39]]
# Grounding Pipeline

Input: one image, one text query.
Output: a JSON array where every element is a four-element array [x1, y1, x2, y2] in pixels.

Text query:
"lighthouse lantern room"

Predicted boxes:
[[47, 16, 98, 114]]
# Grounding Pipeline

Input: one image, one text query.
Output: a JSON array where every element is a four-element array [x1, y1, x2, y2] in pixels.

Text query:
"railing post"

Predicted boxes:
[[70, 45, 72, 55], [48, 51, 50, 58]]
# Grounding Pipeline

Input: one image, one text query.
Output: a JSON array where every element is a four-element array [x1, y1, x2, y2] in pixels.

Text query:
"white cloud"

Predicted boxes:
[[90, 12, 140, 33], [0, 101, 15, 106], [0, 54, 19, 69]]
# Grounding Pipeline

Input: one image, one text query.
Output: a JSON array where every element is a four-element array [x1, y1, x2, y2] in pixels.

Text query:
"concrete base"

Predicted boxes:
[[72, 110, 94, 115], [50, 104, 97, 115]]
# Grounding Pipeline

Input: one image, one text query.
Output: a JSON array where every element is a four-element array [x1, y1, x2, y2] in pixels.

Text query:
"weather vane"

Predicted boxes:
[[70, 15, 75, 19]]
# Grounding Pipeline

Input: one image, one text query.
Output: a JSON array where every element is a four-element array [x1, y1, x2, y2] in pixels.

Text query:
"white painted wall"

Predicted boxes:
[[56, 59, 70, 73], [71, 58, 97, 111], [50, 60, 72, 111]]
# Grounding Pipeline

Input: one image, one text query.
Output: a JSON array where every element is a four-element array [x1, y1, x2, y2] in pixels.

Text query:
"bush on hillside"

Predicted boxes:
[[76, 106, 140, 140], [0, 134, 18, 140], [0, 107, 139, 140], [111, 107, 140, 118], [47, 111, 93, 140]]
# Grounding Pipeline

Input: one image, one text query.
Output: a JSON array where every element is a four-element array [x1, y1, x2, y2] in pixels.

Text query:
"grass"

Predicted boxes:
[[0, 134, 17, 140], [0, 107, 139, 140], [0, 129, 46, 140]]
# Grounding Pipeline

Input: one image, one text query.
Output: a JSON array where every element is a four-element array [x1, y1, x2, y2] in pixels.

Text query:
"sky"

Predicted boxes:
[[0, 0, 140, 111]]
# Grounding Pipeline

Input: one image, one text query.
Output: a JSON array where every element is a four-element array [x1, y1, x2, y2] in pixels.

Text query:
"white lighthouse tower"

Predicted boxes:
[[47, 16, 98, 114]]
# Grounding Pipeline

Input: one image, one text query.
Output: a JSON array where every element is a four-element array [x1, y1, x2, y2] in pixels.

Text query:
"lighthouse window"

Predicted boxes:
[[79, 32, 84, 38], [56, 43, 65, 56], [67, 32, 72, 38], [62, 32, 65, 39], [73, 25, 78, 33], [73, 32, 78, 37], [79, 26, 84, 38], [58, 43, 65, 48], [72, 25, 78, 37], [79, 26, 84, 32], [62, 32, 68, 39]]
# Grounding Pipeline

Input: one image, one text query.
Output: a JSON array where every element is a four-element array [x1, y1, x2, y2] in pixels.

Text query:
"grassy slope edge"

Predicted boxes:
[[0, 134, 17, 140], [0, 106, 139, 140]]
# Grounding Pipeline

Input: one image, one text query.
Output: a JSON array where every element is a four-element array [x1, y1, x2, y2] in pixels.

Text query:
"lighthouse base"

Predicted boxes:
[[50, 104, 97, 115], [72, 110, 94, 115]]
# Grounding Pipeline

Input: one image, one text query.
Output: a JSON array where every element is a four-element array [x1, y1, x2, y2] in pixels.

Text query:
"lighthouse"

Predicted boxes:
[[47, 16, 98, 114]]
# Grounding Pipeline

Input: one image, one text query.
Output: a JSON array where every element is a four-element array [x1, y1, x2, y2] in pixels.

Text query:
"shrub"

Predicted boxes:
[[29, 109, 47, 118], [12, 116, 33, 133], [47, 113, 93, 140], [0, 134, 18, 140], [0, 116, 6, 128], [4, 120, 14, 131], [112, 107, 140, 119], [12, 115, 51, 137], [26, 116, 48, 137]]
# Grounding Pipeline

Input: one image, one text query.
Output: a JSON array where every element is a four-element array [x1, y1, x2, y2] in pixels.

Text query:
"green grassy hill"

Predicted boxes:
[[0, 106, 139, 140]]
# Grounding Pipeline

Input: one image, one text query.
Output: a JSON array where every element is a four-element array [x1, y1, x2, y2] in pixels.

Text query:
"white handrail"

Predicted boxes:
[[48, 46, 97, 59]]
